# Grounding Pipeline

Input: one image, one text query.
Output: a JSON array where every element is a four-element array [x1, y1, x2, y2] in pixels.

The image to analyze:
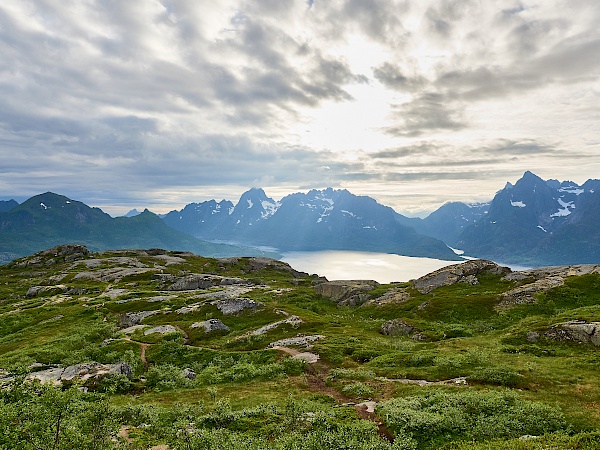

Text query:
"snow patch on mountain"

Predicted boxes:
[[537, 225, 547, 232], [510, 200, 526, 208], [247, 199, 253, 209], [559, 187, 584, 195], [261, 200, 281, 219]]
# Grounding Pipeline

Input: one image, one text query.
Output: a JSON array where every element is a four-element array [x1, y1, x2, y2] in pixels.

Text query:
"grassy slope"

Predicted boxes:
[[0, 249, 599, 448]]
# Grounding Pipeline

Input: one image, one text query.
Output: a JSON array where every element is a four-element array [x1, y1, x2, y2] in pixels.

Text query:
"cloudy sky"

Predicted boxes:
[[1, 0, 599, 216]]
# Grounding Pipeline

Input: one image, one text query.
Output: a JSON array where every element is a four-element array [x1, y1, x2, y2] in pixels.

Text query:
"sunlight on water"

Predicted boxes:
[[281, 250, 462, 283]]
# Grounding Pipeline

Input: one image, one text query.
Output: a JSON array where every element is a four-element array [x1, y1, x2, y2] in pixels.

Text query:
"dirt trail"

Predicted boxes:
[[140, 343, 149, 371]]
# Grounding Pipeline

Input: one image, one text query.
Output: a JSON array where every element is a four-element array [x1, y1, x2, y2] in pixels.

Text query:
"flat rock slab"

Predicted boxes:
[[241, 316, 303, 339], [144, 325, 178, 335], [268, 334, 324, 348], [100, 288, 130, 299], [212, 298, 263, 314], [26, 362, 132, 385], [154, 273, 249, 291], [194, 286, 255, 300]]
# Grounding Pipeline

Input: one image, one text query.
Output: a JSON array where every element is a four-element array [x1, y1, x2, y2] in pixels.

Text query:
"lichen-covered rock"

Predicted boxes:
[[26, 362, 132, 385], [119, 310, 161, 328], [315, 280, 379, 306], [503, 265, 600, 282], [13, 245, 90, 268], [267, 334, 324, 348], [191, 319, 230, 333], [497, 276, 565, 308], [26, 284, 69, 297], [380, 319, 415, 336], [153, 273, 249, 291], [182, 368, 196, 380], [412, 260, 510, 294], [144, 325, 178, 335], [212, 298, 263, 314], [545, 320, 600, 346], [367, 287, 410, 306]]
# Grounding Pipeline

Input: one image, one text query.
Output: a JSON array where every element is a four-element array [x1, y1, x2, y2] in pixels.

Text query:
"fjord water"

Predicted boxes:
[[281, 250, 463, 283]]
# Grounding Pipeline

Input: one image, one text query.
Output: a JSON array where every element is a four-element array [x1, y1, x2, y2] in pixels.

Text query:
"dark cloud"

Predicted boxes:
[[384, 93, 466, 137], [372, 62, 426, 92]]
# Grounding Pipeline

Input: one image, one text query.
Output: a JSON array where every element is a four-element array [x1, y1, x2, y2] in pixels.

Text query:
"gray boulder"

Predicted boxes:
[[380, 319, 415, 336], [191, 319, 230, 333], [315, 280, 379, 306], [545, 320, 600, 346], [26, 284, 68, 298], [412, 260, 510, 294], [119, 310, 160, 328], [212, 298, 263, 314], [182, 368, 196, 380]]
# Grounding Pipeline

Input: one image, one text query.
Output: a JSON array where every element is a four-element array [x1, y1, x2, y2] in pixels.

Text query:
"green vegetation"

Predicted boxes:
[[0, 246, 599, 448]]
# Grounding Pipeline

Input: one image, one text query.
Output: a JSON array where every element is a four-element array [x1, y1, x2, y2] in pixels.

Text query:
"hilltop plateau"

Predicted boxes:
[[1, 245, 599, 449]]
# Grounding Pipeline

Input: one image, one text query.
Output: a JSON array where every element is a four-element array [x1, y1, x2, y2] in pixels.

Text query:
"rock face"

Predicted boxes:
[[26, 362, 132, 385], [315, 280, 379, 306], [412, 260, 511, 294], [212, 298, 263, 315], [191, 319, 230, 333], [13, 245, 90, 268], [545, 320, 600, 346], [380, 319, 415, 336]]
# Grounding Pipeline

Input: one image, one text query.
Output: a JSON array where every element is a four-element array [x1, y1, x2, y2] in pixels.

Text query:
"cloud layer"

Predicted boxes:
[[0, 0, 598, 215]]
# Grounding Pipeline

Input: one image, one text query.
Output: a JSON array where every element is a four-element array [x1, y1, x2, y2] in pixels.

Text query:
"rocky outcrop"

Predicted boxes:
[[144, 325, 178, 335], [242, 316, 302, 338], [12, 245, 90, 268], [503, 265, 600, 282], [26, 362, 132, 385], [267, 334, 324, 348], [412, 260, 511, 294], [119, 310, 161, 328], [191, 319, 230, 333], [380, 319, 415, 336], [545, 320, 600, 346], [74, 267, 156, 282], [26, 284, 69, 297], [367, 287, 410, 305], [153, 273, 249, 291], [497, 277, 565, 308], [212, 298, 263, 315], [315, 280, 379, 306]]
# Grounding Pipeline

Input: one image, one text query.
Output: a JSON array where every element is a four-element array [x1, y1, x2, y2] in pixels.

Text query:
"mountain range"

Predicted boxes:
[[0, 192, 277, 263], [162, 187, 461, 261], [455, 171, 600, 266], [1, 171, 599, 266]]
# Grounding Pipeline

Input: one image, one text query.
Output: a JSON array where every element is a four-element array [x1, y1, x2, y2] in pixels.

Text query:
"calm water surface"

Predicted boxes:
[[281, 250, 463, 283]]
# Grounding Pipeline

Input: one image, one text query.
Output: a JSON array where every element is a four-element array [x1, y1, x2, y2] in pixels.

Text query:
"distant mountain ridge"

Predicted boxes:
[[163, 187, 461, 261], [0, 192, 277, 263], [456, 171, 600, 265], [0, 199, 18, 213]]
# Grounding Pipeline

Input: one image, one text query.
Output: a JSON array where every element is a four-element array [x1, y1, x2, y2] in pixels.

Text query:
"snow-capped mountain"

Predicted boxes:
[[163, 187, 461, 260], [456, 171, 600, 265]]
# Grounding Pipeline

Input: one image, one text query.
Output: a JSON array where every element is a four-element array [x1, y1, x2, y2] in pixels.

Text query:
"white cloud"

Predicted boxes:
[[0, 0, 598, 215]]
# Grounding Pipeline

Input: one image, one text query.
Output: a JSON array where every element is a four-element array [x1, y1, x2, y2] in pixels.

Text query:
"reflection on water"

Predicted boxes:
[[281, 250, 462, 284]]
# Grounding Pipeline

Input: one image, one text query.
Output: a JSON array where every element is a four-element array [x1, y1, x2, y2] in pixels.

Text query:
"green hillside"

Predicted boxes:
[[0, 192, 277, 263], [1, 246, 599, 449]]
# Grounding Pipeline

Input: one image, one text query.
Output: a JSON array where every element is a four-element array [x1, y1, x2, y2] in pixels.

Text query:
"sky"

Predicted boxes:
[[1, 0, 599, 217]]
